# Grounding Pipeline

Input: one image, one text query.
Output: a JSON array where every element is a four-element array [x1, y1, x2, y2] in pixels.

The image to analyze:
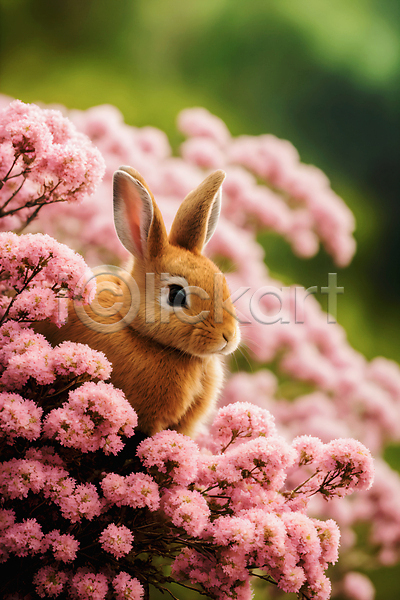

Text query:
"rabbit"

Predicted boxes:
[[37, 166, 240, 437]]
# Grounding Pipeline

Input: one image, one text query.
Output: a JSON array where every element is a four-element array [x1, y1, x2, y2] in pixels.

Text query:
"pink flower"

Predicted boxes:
[[51, 341, 112, 380], [42, 467, 75, 504], [342, 572, 375, 600], [137, 430, 200, 486], [33, 566, 68, 598], [282, 512, 322, 561], [112, 572, 144, 600], [0, 233, 94, 307], [2, 518, 44, 556], [210, 402, 277, 453], [313, 518, 341, 565], [177, 107, 231, 146], [0, 99, 105, 232], [0, 508, 15, 531], [25, 445, 65, 467], [162, 488, 210, 536], [43, 381, 137, 455], [44, 529, 79, 562], [243, 508, 287, 568], [0, 457, 47, 499], [134, 126, 171, 159], [292, 435, 325, 466], [0, 325, 54, 389], [319, 438, 375, 496], [57, 482, 104, 523], [71, 568, 109, 600], [0, 392, 42, 441], [301, 571, 332, 600], [215, 436, 296, 490], [99, 523, 134, 559], [211, 515, 256, 548], [180, 137, 225, 168], [278, 565, 306, 594], [101, 471, 160, 511], [3, 288, 59, 323]]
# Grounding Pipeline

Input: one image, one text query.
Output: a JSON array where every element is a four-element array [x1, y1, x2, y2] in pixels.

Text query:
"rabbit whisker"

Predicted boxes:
[[236, 345, 254, 373]]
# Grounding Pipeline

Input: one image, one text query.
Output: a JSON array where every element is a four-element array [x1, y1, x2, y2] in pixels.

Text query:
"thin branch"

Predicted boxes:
[[165, 578, 211, 598], [6, 170, 28, 181], [285, 470, 321, 499], [0, 255, 52, 326], [0, 180, 62, 221], [155, 585, 180, 600], [0, 177, 26, 212], [0, 153, 20, 189]]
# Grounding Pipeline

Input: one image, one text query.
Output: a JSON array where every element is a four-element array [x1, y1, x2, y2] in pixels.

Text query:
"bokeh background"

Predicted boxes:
[[1, 0, 399, 598]]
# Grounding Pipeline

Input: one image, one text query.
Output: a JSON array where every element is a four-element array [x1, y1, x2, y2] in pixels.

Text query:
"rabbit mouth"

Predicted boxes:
[[215, 331, 240, 355], [219, 341, 238, 355], [187, 335, 239, 357]]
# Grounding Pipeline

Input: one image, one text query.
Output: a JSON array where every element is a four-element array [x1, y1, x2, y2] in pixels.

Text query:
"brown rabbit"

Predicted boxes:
[[37, 167, 240, 437]]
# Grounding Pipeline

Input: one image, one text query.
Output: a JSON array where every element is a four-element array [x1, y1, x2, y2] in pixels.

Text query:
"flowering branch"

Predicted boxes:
[[0, 98, 384, 600], [0, 100, 105, 232]]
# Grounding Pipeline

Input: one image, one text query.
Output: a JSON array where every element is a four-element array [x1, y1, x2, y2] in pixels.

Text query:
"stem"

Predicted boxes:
[[156, 585, 180, 600], [0, 180, 62, 219], [6, 171, 27, 180], [143, 581, 150, 600], [0, 256, 52, 326], [251, 571, 277, 586], [220, 430, 244, 454], [308, 467, 342, 498], [0, 154, 20, 189], [165, 578, 211, 598], [0, 177, 26, 213], [286, 470, 321, 499], [45, 377, 86, 399], [16, 204, 43, 233]]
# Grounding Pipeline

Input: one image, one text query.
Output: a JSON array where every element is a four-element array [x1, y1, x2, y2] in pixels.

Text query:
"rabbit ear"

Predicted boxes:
[[169, 170, 226, 253], [113, 166, 167, 259]]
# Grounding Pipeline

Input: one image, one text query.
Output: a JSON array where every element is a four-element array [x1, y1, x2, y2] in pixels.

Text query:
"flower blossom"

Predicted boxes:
[[99, 523, 134, 559], [0, 392, 42, 441], [342, 572, 375, 600], [0, 231, 95, 328], [0, 99, 105, 232], [137, 430, 200, 486], [209, 401, 277, 452], [70, 569, 109, 600], [162, 488, 210, 536], [43, 381, 137, 455], [43, 529, 79, 562], [33, 566, 68, 598], [112, 572, 144, 600], [101, 471, 160, 511]]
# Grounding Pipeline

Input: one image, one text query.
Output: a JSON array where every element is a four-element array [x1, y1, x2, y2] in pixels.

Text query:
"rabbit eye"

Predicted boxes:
[[168, 284, 187, 308]]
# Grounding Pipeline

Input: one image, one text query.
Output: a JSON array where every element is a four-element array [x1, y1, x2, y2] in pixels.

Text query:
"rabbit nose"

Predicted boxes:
[[222, 330, 236, 346], [223, 327, 237, 342]]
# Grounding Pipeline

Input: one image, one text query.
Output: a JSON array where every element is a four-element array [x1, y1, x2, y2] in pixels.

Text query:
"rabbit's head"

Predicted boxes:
[[113, 166, 240, 358]]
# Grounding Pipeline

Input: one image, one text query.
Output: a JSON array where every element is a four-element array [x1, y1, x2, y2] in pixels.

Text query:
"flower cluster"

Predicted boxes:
[[0, 399, 374, 600], [0, 97, 390, 598], [18, 102, 355, 269], [0, 100, 105, 231], [0, 231, 94, 327], [0, 321, 112, 399], [0, 103, 149, 597], [43, 381, 137, 455]]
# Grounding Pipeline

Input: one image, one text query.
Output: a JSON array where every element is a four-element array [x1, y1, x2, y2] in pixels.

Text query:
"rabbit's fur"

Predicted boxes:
[[37, 167, 240, 436]]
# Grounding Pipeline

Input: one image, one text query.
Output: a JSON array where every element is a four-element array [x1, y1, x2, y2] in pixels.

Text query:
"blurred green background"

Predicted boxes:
[[1, 1, 399, 598]]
